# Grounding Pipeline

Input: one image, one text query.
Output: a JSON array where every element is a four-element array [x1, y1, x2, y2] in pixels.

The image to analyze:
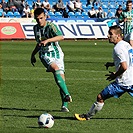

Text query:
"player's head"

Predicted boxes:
[[126, 0, 132, 11], [34, 8, 47, 27], [107, 25, 123, 44]]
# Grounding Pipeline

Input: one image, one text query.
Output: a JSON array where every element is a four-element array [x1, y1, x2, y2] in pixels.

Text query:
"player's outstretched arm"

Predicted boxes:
[[105, 62, 127, 81], [105, 71, 116, 81], [39, 36, 64, 46]]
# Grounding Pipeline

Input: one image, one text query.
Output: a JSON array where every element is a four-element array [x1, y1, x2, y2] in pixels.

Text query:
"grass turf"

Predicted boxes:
[[0, 40, 132, 133]]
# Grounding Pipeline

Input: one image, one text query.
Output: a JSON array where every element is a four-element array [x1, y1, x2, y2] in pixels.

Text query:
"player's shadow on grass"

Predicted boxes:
[[27, 116, 76, 128], [93, 118, 133, 120], [26, 115, 75, 120], [0, 106, 61, 112], [53, 115, 75, 120], [1, 107, 132, 121], [3, 114, 133, 121]]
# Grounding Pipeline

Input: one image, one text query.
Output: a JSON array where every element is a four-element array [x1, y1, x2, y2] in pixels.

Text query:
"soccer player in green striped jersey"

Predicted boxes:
[[119, 0, 133, 48], [31, 8, 72, 112]]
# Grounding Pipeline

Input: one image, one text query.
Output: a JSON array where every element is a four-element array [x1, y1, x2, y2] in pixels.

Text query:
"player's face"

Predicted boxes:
[[126, 3, 132, 11], [35, 12, 47, 27], [107, 29, 118, 44]]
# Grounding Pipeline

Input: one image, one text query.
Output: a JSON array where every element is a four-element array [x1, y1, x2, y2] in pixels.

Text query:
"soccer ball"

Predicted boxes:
[[38, 113, 54, 128]]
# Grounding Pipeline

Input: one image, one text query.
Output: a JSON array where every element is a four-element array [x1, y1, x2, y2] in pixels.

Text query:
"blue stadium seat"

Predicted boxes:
[[75, 12, 82, 18], [82, 12, 89, 18], [103, 7, 109, 14], [102, 4, 108, 9], [86, 4, 93, 10], [27, 1, 33, 9], [14, 11, 21, 18], [82, 4, 88, 12], [6, 11, 14, 18], [94, 3, 100, 9], [110, 8, 116, 13], [107, 11, 115, 18], [109, 4, 115, 9], [0, 11, 3, 17], [0, 8, 4, 16], [68, 12, 75, 18], [83, 4, 92, 12], [82, 4, 86, 9], [48, 11, 55, 18], [103, 1, 109, 6], [82, 1, 86, 5], [122, 4, 126, 9], [110, 1, 116, 5], [54, 12, 62, 18]]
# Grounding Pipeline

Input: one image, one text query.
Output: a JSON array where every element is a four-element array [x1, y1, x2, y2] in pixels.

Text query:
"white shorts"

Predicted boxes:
[[39, 51, 65, 72]]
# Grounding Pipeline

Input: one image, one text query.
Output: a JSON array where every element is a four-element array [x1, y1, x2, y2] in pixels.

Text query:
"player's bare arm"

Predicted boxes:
[[31, 43, 40, 66], [39, 36, 64, 46]]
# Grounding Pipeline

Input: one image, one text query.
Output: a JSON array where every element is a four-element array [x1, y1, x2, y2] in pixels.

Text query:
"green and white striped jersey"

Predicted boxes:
[[33, 22, 63, 59], [119, 9, 133, 35]]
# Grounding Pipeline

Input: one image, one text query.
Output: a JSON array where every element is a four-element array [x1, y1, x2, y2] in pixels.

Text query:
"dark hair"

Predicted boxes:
[[109, 25, 122, 36], [34, 8, 45, 18], [126, 0, 132, 5]]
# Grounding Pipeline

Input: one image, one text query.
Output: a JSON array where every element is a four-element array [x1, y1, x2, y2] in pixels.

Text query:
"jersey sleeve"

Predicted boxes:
[[49, 22, 63, 36], [115, 45, 126, 63]]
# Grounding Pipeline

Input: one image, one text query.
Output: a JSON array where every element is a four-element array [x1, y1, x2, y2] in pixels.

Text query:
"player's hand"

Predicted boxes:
[[39, 40, 49, 46], [105, 71, 116, 81], [104, 62, 110, 70], [124, 18, 128, 22], [31, 55, 36, 66], [104, 62, 114, 70]]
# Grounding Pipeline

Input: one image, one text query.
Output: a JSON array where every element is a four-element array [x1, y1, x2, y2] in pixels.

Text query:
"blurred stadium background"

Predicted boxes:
[[0, 0, 127, 19], [1, 0, 127, 40]]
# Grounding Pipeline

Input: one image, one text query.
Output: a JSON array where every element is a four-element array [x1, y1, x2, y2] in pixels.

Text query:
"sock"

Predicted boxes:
[[60, 89, 68, 107], [54, 70, 70, 96], [87, 102, 104, 118]]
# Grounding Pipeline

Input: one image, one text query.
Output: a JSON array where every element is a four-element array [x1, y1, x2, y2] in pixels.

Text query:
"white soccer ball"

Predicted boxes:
[[38, 113, 54, 128]]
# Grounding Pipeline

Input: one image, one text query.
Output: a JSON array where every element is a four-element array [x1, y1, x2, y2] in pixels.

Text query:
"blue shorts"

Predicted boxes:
[[100, 81, 133, 100]]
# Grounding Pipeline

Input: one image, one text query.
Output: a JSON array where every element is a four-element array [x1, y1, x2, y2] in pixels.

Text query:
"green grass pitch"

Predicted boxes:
[[0, 40, 132, 133]]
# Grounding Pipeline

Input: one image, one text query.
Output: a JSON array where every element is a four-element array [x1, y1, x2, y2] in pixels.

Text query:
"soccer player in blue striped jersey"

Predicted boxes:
[[31, 8, 72, 112], [75, 25, 133, 120], [119, 0, 133, 48]]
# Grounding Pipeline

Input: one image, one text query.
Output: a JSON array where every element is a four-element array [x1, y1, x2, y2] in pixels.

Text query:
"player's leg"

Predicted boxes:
[[75, 82, 125, 120], [60, 89, 69, 112], [40, 54, 72, 103], [75, 94, 104, 121], [86, 94, 104, 118], [50, 54, 72, 103], [53, 69, 72, 103], [87, 82, 126, 118], [39, 54, 70, 97]]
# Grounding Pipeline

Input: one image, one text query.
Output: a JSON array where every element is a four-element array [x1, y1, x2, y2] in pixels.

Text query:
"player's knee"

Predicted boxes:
[[97, 94, 104, 102]]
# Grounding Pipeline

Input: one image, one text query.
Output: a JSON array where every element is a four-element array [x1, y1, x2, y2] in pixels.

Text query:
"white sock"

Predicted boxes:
[[87, 102, 104, 118]]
